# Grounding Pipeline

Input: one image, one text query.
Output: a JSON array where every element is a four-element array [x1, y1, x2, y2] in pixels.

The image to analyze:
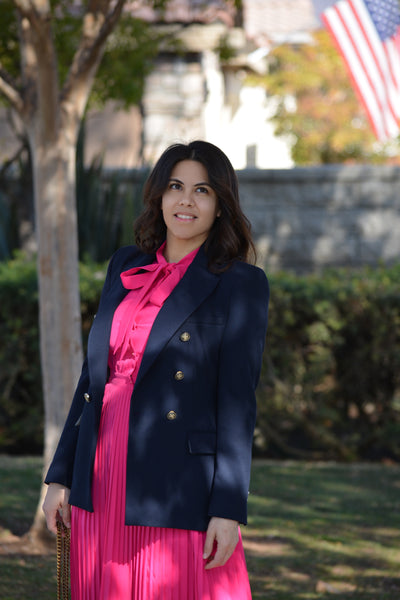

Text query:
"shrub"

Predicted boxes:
[[1, 256, 399, 460], [256, 265, 400, 461], [0, 255, 106, 454], [0, 255, 40, 452]]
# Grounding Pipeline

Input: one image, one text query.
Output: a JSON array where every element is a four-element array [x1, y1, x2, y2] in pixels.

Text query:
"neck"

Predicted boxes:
[[164, 239, 201, 263]]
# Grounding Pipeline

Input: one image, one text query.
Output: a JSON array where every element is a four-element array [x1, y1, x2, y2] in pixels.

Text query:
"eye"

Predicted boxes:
[[195, 186, 209, 194], [168, 181, 182, 191]]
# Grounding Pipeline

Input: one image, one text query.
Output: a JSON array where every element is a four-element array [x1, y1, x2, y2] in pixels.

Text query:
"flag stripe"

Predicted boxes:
[[344, 0, 399, 130], [386, 36, 400, 102], [326, 0, 397, 138], [322, 0, 400, 141], [350, 0, 396, 107], [350, 0, 400, 119], [323, 6, 388, 139]]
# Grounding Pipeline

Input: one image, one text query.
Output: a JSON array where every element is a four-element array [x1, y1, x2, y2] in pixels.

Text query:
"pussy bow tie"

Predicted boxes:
[[113, 260, 188, 360], [120, 260, 188, 308]]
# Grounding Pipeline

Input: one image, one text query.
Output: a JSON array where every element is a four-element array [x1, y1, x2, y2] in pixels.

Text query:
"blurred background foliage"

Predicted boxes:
[[256, 266, 400, 461], [75, 125, 148, 262], [1, 255, 399, 460], [249, 29, 399, 165], [0, 0, 171, 110], [0, 122, 148, 262]]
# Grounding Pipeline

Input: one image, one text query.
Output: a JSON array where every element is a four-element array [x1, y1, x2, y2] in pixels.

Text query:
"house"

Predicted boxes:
[[124, 0, 321, 169]]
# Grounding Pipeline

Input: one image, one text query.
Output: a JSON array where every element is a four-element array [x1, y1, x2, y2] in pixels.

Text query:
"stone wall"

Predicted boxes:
[[238, 165, 400, 273]]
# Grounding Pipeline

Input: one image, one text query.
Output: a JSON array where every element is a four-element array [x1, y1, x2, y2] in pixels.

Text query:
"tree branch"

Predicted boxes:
[[0, 67, 24, 114], [61, 0, 127, 118], [0, 142, 27, 179], [13, 0, 60, 139], [12, 0, 43, 32]]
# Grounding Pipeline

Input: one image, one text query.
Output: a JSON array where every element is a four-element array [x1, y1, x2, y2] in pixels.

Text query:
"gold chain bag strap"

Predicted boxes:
[[56, 520, 71, 600]]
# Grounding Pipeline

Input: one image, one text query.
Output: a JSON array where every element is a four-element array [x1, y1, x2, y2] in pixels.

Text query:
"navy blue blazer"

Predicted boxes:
[[45, 244, 269, 532]]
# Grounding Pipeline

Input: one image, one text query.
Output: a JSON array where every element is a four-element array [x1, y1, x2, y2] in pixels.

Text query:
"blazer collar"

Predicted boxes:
[[87, 250, 155, 397]]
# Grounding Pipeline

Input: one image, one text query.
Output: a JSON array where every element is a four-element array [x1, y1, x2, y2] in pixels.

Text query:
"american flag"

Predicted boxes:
[[321, 0, 400, 141]]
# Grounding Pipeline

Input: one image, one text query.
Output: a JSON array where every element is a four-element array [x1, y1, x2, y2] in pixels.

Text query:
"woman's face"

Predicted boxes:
[[161, 160, 220, 255]]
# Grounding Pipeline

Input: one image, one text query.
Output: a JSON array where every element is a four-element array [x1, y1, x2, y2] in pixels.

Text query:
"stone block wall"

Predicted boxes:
[[238, 165, 400, 273]]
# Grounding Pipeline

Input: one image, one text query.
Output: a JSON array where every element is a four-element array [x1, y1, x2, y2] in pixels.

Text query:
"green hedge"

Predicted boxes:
[[0, 255, 106, 454], [256, 265, 400, 461], [1, 255, 400, 460]]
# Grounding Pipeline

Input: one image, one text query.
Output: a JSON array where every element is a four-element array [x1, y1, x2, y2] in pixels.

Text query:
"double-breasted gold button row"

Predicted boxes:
[[168, 333, 189, 420], [168, 370, 182, 417], [82, 333, 190, 416], [174, 332, 189, 381]]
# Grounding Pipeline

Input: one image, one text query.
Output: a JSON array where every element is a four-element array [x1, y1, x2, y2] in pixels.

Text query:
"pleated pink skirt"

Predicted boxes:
[[70, 376, 252, 599]]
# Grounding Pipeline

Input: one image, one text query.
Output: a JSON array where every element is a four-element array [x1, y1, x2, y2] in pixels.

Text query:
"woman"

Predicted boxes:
[[43, 140, 269, 599]]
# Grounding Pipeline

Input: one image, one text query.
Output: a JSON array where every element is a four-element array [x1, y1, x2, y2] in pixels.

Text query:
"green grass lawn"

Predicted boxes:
[[1, 456, 399, 599]]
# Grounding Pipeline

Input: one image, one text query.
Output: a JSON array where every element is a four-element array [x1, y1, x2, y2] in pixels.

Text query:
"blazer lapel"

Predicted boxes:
[[134, 247, 220, 388], [88, 250, 155, 397]]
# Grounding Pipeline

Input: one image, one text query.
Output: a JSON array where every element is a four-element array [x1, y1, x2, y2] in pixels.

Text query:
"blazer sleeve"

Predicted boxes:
[[44, 357, 90, 487], [207, 264, 269, 524], [44, 249, 122, 488]]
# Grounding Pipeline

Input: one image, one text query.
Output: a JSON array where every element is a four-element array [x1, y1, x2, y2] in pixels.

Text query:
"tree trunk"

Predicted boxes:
[[6, 0, 127, 545], [28, 126, 83, 543]]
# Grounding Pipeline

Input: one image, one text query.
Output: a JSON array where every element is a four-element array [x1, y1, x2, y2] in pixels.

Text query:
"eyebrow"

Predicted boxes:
[[169, 177, 212, 187]]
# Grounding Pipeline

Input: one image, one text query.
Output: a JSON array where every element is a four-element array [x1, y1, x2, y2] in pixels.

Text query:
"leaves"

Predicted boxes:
[[0, 1, 173, 116], [250, 30, 400, 164], [257, 264, 400, 460], [92, 16, 169, 108]]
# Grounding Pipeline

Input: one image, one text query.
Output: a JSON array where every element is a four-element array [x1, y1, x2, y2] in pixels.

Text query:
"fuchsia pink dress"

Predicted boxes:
[[70, 244, 252, 600]]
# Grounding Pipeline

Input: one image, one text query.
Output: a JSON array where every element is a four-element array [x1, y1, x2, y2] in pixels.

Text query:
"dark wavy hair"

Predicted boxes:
[[134, 140, 256, 270]]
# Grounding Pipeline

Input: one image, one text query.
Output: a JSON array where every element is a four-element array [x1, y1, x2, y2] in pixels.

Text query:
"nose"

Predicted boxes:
[[178, 191, 193, 206]]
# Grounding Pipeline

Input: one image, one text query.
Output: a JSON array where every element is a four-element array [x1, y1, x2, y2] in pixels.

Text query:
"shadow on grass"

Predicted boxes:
[[0, 553, 56, 600], [244, 461, 400, 600], [1, 456, 400, 600]]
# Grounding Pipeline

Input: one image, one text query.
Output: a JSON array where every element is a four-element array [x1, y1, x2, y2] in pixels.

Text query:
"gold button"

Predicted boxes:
[[180, 331, 191, 342], [166, 410, 177, 420], [84, 393, 91, 403], [174, 370, 184, 381]]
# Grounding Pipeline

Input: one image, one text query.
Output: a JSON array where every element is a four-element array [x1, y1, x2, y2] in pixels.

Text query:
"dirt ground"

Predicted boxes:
[[0, 527, 55, 556]]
